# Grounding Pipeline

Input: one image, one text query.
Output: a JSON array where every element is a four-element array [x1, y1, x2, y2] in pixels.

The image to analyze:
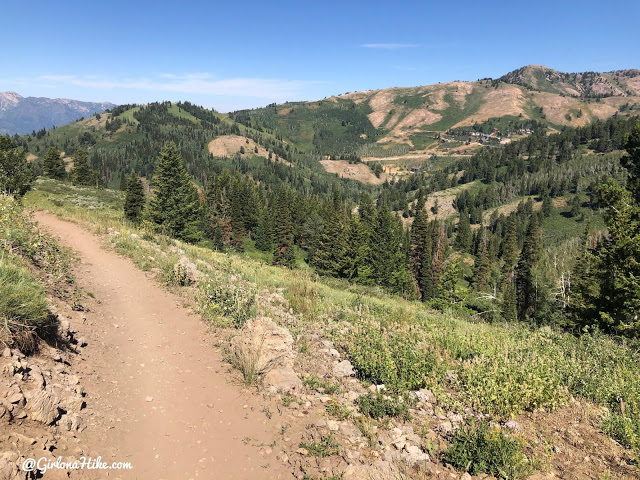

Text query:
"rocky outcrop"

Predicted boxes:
[[231, 316, 301, 393]]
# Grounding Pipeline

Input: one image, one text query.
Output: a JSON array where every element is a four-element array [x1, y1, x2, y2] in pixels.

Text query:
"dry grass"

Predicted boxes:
[[208, 135, 269, 158], [319, 160, 387, 185]]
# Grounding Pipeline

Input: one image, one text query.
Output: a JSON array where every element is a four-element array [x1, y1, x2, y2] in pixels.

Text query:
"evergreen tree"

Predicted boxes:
[[148, 142, 203, 243], [567, 226, 600, 329], [343, 215, 373, 284], [272, 187, 295, 268], [515, 214, 541, 321], [436, 257, 465, 305], [70, 148, 100, 186], [418, 223, 434, 301], [409, 201, 428, 280], [0, 135, 33, 196], [228, 180, 246, 251], [472, 229, 491, 291], [501, 214, 519, 270], [370, 202, 412, 294], [42, 146, 65, 179], [124, 172, 145, 223], [570, 122, 640, 336], [313, 193, 347, 276], [119, 171, 128, 191], [501, 280, 517, 322], [254, 204, 274, 252], [431, 220, 446, 292], [541, 195, 553, 217], [454, 210, 472, 253]]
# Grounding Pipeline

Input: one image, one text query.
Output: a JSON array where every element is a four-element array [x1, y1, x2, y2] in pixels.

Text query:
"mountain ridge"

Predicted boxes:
[[0, 92, 116, 135]]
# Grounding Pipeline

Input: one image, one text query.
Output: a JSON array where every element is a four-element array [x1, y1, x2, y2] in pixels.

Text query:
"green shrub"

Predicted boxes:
[[326, 399, 351, 420], [347, 323, 439, 391], [357, 391, 412, 420], [459, 349, 570, 416], [198, 278, 256, 328], [443, 420, 531, 479]]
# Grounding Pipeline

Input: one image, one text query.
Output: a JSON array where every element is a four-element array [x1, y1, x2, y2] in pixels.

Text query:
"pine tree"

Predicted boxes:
[[431, 220, 446, 291], [0, 136, 33, 196], [124, 172, 145, 223], [541, 195, 553, 217], [515, 214, 541, 321], [370, 202, 412, 294], [436, 257, 465, 305], [409, 200, 428, 280], [501, 214, 519, 270], [272, 187, 295, 268], [313, 193, 347, 276], [228, 179, 246, 251], [42, 146, 65, 179], [342, 215, 373, 283], [254, 204, 274, 252], [501, 280, 517, 321], [70, 148, 99, 186], [472, 229, 491, 291], [454, 210, 472, 253], [418, 223, 434, 301], [148, 142, 203, 243], [567, 226, 600, 329]]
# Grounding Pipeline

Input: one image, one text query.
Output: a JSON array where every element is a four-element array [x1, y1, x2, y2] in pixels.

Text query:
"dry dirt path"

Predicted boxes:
[[34, 212, 294, 480]]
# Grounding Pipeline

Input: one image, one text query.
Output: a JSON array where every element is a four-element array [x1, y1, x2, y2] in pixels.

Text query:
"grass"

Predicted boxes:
[[0, 255, 49, 350], [299, 433, 342, 457], [21, 178, 640, 459], [227, 337, 267, 386], [0, 194, 74, 351], [303, 375, 341, 394]]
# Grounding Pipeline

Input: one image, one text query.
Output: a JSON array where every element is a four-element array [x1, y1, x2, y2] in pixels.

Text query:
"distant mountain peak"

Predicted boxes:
[[0, 92, 116, 135]]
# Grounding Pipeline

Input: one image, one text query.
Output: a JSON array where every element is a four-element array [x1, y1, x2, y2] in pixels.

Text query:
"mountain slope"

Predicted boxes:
[[232, 65, 640, 154], [0, 92, 116, 135]]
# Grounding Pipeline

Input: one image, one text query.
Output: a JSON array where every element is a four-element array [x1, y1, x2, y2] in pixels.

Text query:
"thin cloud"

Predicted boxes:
[[37, 73, 317, 100], [361, 43, 419, 50]]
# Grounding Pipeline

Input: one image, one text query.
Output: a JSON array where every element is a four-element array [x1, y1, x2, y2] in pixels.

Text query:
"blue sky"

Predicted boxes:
[[3, 0, 639, 111]]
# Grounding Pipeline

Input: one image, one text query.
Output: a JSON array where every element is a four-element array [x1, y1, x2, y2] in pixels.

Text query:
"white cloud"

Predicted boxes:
[[361, 43, 419, 50], [37, 73, 315, 100]]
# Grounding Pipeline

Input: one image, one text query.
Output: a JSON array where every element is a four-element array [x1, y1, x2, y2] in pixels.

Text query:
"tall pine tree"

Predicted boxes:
[[70, 148, 100, 187], [272, 187, 295, 268], [515, 214, 541, 321], [42, 146, 65, 179], [148, 142, 203, 243], [124, 172, 145, 223]]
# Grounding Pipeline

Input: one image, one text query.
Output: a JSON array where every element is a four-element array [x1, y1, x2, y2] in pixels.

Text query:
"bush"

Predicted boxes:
[[357, 391, 412, 420], [197, 278, 256, 328], [443, 420, 531, 479], [459, 348, 570, 417], [347, 323, 439, 391]]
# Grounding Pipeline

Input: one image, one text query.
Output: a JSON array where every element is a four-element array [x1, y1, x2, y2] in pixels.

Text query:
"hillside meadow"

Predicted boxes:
[[23, 178, 640, 470]]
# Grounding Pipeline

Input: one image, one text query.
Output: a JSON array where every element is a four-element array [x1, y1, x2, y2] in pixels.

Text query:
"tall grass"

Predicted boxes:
[[0, 256, 49, 350]]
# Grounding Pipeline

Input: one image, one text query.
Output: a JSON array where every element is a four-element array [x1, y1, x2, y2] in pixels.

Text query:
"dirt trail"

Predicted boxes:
[[33, 212, 293, 479]]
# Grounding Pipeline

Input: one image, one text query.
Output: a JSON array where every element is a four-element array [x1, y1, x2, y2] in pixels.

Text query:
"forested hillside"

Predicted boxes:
[[2, 66, 640, 479]]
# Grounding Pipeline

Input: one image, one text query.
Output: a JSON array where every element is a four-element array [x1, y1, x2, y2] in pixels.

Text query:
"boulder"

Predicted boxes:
[[343, 461, 399, 480], [232, 317, 301, 393], [332, 360, 355, 378], [25, 389, 61, 425]]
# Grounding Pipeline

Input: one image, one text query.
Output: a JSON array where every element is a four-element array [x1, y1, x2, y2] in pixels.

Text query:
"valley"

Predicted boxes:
[[1, 62, 640, 479]]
